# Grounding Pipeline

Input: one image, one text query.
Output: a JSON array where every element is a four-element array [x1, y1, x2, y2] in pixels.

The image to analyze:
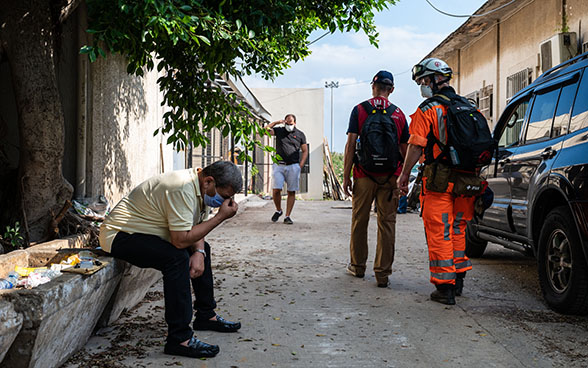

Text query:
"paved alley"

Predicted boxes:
[[64, 198, 588, 367]]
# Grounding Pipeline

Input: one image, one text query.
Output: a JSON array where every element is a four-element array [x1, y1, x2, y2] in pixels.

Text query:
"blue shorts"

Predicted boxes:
[[272, 163, 301, 192]]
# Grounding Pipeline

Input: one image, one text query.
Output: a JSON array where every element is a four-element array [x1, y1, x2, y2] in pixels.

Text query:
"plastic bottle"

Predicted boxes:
[[449, 146, 460, 165], [0, 272, 20, 289]]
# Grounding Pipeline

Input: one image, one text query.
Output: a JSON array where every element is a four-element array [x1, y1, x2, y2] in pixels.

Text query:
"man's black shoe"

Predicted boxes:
[[271, 210, 283, 222], [194, 315, 241, 332], [283, 216, 293, 225], [164, 337, 219, 358], [430, 286, 456, 305]]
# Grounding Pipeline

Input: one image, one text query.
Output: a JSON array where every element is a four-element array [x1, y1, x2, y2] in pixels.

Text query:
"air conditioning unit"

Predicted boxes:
[[539, 32, 578, 73]]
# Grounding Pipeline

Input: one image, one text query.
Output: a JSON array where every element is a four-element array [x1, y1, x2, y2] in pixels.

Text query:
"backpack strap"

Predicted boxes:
[[360, 101, 396, 117], [360, 101, 375, 115]]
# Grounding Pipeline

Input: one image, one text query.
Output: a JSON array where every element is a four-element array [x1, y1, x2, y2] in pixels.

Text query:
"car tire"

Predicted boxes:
[[465, 218, 488, 258], [537, 206, 588, 315]]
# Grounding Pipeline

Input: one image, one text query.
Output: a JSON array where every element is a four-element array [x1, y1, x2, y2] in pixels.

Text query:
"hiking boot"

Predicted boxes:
[[346, 264, 364, 278], [283, 216, 293, 225], [455, 272, 466, 296], [430, 285, 456, 305], [271, 210, 283, 222]]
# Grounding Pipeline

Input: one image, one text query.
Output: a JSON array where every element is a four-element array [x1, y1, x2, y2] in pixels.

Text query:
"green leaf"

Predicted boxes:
[[79, 45, 92, 54], [179, 5, 192, 12], [196, 35, 210, 46]]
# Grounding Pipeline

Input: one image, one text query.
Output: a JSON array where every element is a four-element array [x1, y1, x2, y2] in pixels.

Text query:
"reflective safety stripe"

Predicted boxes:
[[453, 212, 464, 235], [430, 259, 454, 267], [431, 271, 456, 280], [442, 213, 450, 240], [455, 260, 472, 270], [454, 250, 466, 258], [437, 107, 446, 145], [420, 101, 437, 113]]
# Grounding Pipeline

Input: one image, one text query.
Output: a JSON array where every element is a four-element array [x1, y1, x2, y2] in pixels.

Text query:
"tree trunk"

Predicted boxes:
[[0, 0, 73, 242]]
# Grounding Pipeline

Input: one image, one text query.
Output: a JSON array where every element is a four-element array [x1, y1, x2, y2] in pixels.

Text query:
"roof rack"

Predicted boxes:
[[534, 51, 588, 84]]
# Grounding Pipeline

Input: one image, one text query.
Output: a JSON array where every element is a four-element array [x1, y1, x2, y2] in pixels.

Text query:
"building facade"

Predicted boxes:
[[426, 0, 588, 127], [252, 88, 325, 200]]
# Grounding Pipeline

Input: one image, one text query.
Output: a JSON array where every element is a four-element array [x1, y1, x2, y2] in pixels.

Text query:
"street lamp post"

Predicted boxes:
[[324, 81, 339, 152]]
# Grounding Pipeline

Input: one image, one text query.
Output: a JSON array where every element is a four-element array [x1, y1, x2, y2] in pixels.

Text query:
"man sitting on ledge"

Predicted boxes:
[[99, 161, 243, 358]]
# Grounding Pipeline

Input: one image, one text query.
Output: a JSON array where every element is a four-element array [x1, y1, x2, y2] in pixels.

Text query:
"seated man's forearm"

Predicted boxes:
[[170, 215, 224, 249]]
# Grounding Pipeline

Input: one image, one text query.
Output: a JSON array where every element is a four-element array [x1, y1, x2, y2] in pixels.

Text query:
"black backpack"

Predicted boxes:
[[354, 101, 400, 175], [425, 91, 494, 172]]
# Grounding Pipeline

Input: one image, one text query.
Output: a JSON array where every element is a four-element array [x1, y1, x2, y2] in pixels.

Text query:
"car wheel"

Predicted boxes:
[[537, 206, 588, 315], [465, 218, 488, 258]]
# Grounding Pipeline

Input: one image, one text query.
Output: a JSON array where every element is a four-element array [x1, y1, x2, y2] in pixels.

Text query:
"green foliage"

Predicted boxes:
[[83, 0, 394, 153], [3, 222, 24, 249], [330, 151, 345, 184]]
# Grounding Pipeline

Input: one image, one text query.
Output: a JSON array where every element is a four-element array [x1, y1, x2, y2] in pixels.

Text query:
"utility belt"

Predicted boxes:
[[422, 162, 486, 197]]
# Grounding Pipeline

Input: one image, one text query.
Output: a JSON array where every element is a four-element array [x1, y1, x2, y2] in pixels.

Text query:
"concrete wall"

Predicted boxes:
[[569, 0, 588, 52], [88, 53, 174, 204], [432, 0, 587, 128], [251, 88, 324, 200]]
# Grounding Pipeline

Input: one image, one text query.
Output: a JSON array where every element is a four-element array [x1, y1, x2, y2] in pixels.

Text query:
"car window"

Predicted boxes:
[[552, 80, 579, 137], [525, 88, 559, 143], [570, 70, 588, 133], [499, 99, 529, 148]]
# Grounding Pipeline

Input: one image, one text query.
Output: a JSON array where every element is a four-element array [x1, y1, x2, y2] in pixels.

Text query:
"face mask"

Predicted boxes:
[[285, 124, 295, 132], [420, 84, 433, 98], [204, 192, 225, 207]]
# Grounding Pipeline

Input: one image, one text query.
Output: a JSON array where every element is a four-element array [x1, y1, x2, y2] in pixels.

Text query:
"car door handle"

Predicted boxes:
[[498, 158, 511, 166], [540, 148, 557, 159]]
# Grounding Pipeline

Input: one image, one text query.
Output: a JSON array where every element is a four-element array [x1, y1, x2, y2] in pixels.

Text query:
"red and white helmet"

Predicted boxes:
[[412, 58, 453, 83]]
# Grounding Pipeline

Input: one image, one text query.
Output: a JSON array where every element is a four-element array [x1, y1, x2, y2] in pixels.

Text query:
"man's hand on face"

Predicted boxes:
[[218, 198, 238, 220], [189, 252, 205, 278]]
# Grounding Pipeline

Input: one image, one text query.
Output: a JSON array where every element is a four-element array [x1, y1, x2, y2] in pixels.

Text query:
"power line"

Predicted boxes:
[[425, 0, 516, 18], [337, 68, 412, 88], [307, 31, 330, 46]]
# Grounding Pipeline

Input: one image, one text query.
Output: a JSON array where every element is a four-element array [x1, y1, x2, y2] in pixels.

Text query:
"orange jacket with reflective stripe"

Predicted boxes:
[[408, 98, 449, 162]]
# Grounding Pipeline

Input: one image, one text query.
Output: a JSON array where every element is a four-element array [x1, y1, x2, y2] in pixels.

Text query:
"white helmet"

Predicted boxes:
[[412, 58, 453, 83]]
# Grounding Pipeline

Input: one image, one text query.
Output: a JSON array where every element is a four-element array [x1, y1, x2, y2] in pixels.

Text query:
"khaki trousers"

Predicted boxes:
[[349, 176, 399, 281]]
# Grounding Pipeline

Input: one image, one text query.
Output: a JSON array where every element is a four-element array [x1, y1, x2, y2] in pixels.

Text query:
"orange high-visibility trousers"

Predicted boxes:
[[421, 184, 474, 286]]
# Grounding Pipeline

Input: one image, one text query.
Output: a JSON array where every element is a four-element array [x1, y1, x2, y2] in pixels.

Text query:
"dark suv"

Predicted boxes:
[[466, 52, 588, 315]]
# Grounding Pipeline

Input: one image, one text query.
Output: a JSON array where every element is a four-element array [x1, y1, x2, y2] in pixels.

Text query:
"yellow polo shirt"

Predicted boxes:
[[99, 168, 208, 252]]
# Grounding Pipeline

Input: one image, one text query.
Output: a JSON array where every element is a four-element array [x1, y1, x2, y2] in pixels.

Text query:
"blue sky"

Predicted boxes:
[[243, 0, 488, 152]]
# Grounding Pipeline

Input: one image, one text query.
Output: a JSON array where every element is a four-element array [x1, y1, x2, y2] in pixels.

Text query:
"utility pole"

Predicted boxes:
[[324, 81, 339, 152]]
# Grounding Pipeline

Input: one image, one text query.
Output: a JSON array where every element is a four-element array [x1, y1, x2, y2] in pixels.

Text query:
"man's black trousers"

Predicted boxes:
[[110, 231, 217, 344]]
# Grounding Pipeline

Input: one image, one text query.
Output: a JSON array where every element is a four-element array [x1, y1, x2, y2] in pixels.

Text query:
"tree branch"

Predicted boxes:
[[57, 0, 82, 24]]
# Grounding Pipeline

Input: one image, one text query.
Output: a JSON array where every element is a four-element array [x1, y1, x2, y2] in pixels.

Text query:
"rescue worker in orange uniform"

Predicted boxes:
[[397, 58, 474, 305]]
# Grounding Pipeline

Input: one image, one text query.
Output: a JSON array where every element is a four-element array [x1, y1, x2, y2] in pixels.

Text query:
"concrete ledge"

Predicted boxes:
[[98, 265, 161, 328], [0, 235, 161, 368], [0, 252, 124, 368], [0, 299, 22, 362]]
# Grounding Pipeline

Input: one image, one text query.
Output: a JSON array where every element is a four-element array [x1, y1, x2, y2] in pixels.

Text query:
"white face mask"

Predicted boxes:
[[285, 124, 295, 132], [420, 84, 433, 98]]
